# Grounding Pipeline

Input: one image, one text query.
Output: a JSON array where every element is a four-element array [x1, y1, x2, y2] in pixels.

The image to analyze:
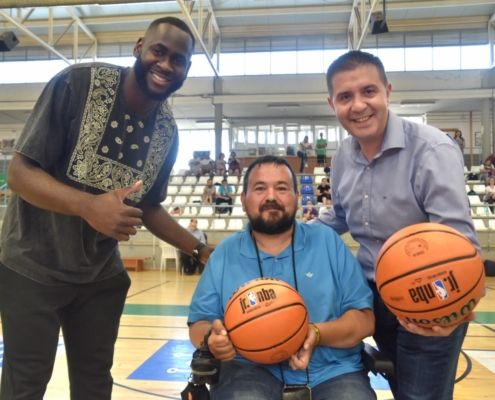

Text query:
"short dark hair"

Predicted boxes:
[[326, 51, 387, 96], [243, 155, 298, 194], [147, 16, 195, 52]]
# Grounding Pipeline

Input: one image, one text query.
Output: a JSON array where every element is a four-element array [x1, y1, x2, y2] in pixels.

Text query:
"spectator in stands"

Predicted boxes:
[[215, 152, 226, 176], [316, 132, 328, 166], [200, 151, 215, 177], [316, 50, 479, 400], [181, 219, 207, 275], [480, 159, 494, 183], [316, 177, 331, 203], [186, 151, 202, 178], [486, 154, 495, 165], [286, 145, 295, 156], [228, 151, 241, 176], [302, 199, 319, 222], [453, 130, 465, 150], [169, 206, 181, 215], [215, 178, 234, 215], [484, 177, 495, 212], [188, 155, 376, 400], [202, 178, 216, 204], [0, 17, 214, 400], [297, 135, 312, 173]]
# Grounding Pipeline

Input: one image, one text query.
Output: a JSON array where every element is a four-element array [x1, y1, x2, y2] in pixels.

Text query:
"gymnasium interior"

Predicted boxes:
[[0, 0, 495, 399]]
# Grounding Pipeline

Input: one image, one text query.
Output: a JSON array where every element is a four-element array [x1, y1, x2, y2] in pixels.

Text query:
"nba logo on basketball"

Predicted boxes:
[[247, 292, 257, 306], [433, 280, 449, 301]]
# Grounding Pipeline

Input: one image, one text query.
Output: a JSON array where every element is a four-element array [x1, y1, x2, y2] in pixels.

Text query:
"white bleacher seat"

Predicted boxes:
[[189, 196, 202, 204], [232, 207, 246, 216], [473, 184, 485, 195], [314, 175, 326, 184], [464, 166, 469, 174], [473, 218, 487, 231], [465, 185, 471, 193], [227, 176, 238, 184], [313, 167, 325, 174], [236, 186, 243, 194], [184, 176, 198, 184], [179, 185, 193, 195], [174, 195, 188, 205], [239, 176, 244, 184], [227, 219, 244, 230], [167, 186, 178, 195], [170, 176, 183, 184], [193, 185, 204, 195], [197, 219, 210, 230], [474, 206, 492, 216], [183, 206, 198, 216], [242, 167, 248, 175], [199, 206, 214, 216], [234, 196, 242, 204], [178, 219, 190, 228], [211, 219, 226, 230], [162, 196, 173, 205], [470, 165, 481, 174], [177, 169, 187, 176], [198, 176, 210, 184], [213, 176, 223, 184], [468, 195, 483, 207], [488, 219, 495, 230]]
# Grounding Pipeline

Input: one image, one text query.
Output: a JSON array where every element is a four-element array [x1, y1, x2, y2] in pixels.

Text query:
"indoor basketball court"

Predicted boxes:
[[1, 270, 491, 400]]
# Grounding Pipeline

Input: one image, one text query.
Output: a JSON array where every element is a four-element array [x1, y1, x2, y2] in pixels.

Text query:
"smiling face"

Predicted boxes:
[[241, 163, 299, 235], [133, 23, 192, 101], [328, 64, 391, 149]]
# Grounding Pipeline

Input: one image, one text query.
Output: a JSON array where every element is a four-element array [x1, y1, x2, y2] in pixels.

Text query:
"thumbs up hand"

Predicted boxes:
[[83, 180, 144, 241]]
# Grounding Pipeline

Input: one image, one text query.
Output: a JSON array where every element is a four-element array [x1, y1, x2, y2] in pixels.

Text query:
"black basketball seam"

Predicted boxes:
[[234, 313, 309, 353], [383, 267, 484, 314], [377, 250, 479, 292], [376, 229, 475, 274], [224, 282, 301, 315], [226, 302, 307, 332]]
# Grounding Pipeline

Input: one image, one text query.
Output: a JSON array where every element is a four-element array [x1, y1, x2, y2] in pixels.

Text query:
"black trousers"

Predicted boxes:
[[0, 263, 131, 400]]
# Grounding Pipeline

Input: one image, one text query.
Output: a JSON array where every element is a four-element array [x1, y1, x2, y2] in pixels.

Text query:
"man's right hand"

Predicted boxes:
[[208, 319, 236, 361], [83, 181, 144, 241]]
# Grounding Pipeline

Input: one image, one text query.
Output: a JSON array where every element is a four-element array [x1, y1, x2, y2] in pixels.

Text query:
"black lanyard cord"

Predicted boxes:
[[250, 224, 309, 386]]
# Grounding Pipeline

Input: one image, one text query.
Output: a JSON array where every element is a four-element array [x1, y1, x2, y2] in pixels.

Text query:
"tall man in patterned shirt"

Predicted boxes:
[[0, 17, 213, 400]]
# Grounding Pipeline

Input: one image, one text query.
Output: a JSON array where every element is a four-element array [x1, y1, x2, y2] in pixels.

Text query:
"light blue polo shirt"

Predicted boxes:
[[188, 221, 373, 388]]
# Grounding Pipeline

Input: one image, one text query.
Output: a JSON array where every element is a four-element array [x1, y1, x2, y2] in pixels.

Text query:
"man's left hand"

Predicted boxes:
[[397, 312, 476, 337], [288, 324, 316, 370]]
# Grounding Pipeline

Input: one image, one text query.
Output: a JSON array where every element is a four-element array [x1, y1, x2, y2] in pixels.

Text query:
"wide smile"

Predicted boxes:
[[150, 71, 172, 87], [353, 115, 373, 123]]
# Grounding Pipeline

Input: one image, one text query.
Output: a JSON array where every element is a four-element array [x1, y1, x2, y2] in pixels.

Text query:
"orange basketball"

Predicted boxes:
[[224, 277, 309, 364], [376, 222, 485, 328]]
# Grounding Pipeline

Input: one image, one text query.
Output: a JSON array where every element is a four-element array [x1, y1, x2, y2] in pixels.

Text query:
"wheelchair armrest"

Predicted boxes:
[[361, 343, 395, 377]]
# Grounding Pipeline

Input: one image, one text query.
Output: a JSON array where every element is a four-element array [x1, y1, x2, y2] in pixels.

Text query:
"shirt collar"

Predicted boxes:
[[240, 220, 306, 259], [350, 110, 405, 162]]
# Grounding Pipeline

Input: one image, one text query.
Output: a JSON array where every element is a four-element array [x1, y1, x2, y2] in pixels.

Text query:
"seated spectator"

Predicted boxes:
[[216, 152, 226, 176], [169, 206, 181, 215], [200, 151, 215, 177], [316, 178, 331, 203], [202, 179, 216, 204], [186, 151, 202, 177], [215, 179, 233, 215], [286, 145, 295, 156], [320, 198, 333, 215], [188, 155, 375, 400], [302, 199, 318, 222], [484, 177, 495, 213], [480, 159, 494, 183], [228, 151, 241, 176], [180, 219, 207, 275]]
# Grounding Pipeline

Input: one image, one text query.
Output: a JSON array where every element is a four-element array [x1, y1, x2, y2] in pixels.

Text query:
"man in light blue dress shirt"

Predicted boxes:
[[315, 51, 480, 400]]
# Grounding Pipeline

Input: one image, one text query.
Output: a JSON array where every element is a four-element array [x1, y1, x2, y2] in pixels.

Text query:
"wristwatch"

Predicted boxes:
[[192, 243, 206, 262]]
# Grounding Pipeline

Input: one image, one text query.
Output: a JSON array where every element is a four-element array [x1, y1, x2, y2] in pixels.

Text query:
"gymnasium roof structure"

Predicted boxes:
[[0, 0, 494, 126]]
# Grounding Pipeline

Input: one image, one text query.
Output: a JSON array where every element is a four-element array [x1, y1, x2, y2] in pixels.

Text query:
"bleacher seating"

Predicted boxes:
[[192, 185, 204, 195], [179, 185, 193, 195], [184, 176, 198, 184], [198, 176, 210, 184], [301, 185, 314, 194], [300, 175, 313, 184]]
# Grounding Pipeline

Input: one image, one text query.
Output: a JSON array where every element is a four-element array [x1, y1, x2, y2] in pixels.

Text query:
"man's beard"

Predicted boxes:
[[133, 56, 185, 101], [248, 201, 296, 235]]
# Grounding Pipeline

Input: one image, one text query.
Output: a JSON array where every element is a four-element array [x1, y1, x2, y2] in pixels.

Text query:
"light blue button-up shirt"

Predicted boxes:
[[315, 111, 480, 280]]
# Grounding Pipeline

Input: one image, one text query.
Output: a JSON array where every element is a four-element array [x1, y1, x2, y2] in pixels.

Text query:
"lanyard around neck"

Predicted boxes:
[[250, 224, 309, 386]]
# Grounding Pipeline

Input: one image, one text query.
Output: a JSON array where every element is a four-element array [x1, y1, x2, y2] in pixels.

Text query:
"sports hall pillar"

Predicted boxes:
[[481, 98, 491, 160], [214, 77, 223, 158]]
